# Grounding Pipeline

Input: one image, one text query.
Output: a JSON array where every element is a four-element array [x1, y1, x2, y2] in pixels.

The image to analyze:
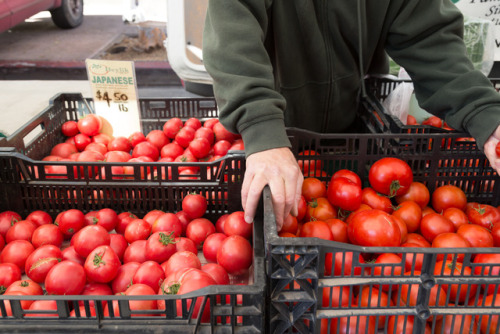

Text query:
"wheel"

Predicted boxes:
[[50, 0, 84, 29]]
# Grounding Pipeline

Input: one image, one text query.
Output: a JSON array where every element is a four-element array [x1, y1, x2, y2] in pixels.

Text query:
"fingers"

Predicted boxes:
[[483, 127, 500, 174]]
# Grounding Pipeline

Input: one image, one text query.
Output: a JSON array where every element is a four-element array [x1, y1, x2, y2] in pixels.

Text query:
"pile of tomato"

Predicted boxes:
[[0, 193, 254, 320], [281, 155, 500, 333], [43, 113, 243, 179]]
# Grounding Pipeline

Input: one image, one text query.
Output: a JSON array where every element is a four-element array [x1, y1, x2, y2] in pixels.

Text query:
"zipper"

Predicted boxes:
[[320, 0, 334, 133]]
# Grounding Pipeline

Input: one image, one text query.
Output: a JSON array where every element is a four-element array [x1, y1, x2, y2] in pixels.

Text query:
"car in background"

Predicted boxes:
[[0, 0, 84, 33]]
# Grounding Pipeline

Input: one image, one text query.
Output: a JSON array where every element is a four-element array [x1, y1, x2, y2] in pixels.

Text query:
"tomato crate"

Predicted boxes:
[[364, 76, 500, 135], [264, 128, 500, 334]]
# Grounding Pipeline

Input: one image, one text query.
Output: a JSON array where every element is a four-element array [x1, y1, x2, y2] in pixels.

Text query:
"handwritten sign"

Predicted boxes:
[[86, 59, 141, 137]]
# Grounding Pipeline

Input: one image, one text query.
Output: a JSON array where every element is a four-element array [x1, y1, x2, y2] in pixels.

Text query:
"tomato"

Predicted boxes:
[[330, 313, 377, 334], [387, 315, 432, 334], [399, 242, 425, 272], [392, 200, 422, 233], [133, 261, 165, 292], [0, 239, 35, 273], [84, 245, 121, 283], [105, 284, 158, 317], [107, 136, 132, 152], [182, 117, 201, 131], [372, 253, 404, 292], [201, 263, 230, 285], [182, 193, 208, 220], [327, 251, 365, 277], [431, 232, 471, 263], [132, 141, 160, 161], [186, 218, 216, 249], [324, 218, 348, 243], [466, 203, 500, 230], [163, 118, 183, 139], [25, 300, 59, 317], [212, 140, 232, 156], [302, 177, 327, 202], [6, 220, 37, 243], [145, 231, 177, 263], [356, 286, 394, 329], [442, 207, 469, 231], [223, 211, 252, 239], [368, 157, 413, 197], [146, 129, 169, 150], [126, 131, 146, 148], [422, 115, 443, 128], [111, 262, 140, 294], [160, 141, 184, 159], [45, 260, 86, 295], [419, 213, 455, 243], [217, 235, 252, 276], [394, 182, 430, 209], [78, 114, 102, 136], [213, 121, 236, 143], [72, 224, 110, 258], [203, 233, 227, 263], [431, 185, 467, 213], [347, 209, 401, 247], [491, 223, 500, 247], [326, 177, 362, 211], [61, 120, 79, 137], [108, 234, 127, 262], [70, 305, 97, 318], [0, 211, 22, 237], [421, 206, 436, 216], [123, 240, 147, 264], [55, 209, 84, 238], [306, 197, 337, 221], [278, 214, 298, 235], [174, 126, 196, 148], [396, 271, 447, 312], [203, 118, 219, 130], [0, 263, 22, 294], [116, 212, 138, 235], [94, 208, 119, 232], [61, 245, 85, 266], [50, 142, 78, 158], [297, 150, 322, 174], [433, 260, 477, 304], [435, 311, 477, 334], [79, 282, 113, 308], [174, 237, 198, 254], [456, 224, 494, 248], [84, 142, 108, 155], [25, 210, 52, 227], [344, 204, 372, 225], [496, 141, 500, 156], [24, 244, 62, 283], [475, 293, 500, 334], [194, 127, 215, 146], [472, 253, 500, 295], [299, 221, 334, 240], [361, 187, 393, 213], [162, 250, 201, 276], [124, 218, 152, 243], [296, 195, 307, 222], [188, 137, 211, 159]]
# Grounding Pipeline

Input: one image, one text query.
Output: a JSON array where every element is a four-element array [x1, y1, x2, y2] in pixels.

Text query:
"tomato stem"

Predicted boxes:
[[389, 180, 401, 198], [159, 231, 176, 246], [93, 251, 106, 268]]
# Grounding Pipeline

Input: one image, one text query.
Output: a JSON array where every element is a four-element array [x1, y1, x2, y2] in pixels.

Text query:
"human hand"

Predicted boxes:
[[483, 124, 500, 174], [242, 147, 303, 231]]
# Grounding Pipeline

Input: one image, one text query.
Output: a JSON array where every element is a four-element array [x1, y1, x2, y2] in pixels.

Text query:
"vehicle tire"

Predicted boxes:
[[50, 0, 84, 29]]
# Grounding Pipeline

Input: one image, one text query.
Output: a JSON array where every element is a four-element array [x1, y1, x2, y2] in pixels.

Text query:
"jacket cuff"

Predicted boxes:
[[240, 119, 291, 157], [465, 106, 500, 151]]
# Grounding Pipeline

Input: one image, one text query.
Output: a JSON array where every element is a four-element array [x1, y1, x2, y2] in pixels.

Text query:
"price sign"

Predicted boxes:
[[86, 59, 141, 137]]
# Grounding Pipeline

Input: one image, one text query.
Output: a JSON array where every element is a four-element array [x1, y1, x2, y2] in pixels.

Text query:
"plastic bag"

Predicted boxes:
[[463, 16, 495, 76], [382, 69, 413, 125]]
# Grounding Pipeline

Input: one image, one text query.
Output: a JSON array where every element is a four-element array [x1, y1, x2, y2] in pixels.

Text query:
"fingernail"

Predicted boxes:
[[244, 215, 253, 224]]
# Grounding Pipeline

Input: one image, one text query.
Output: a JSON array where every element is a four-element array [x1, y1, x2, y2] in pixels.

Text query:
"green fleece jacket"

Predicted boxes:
[[203, 0, 500, 157]]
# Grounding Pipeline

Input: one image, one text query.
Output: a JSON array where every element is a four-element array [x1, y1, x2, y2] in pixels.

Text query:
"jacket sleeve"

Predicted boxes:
[[385, 0, 500, 150], [203, 0, 291, 157]]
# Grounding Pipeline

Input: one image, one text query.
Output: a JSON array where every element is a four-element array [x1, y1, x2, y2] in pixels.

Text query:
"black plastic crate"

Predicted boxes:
[[264, 128, 500, 334], [365, 76, 500, 135]]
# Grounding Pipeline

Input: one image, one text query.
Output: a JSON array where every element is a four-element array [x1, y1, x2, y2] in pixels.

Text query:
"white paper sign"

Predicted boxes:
[[86, 59, 142, 137], [453, 0, 500, 61]]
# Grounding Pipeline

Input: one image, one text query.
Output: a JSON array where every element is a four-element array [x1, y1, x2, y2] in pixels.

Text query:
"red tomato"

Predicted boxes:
[[151, 213, 183, 238], [105, 284, 158, 317], [78, 114, 102, 136], [394, 182, 430, 209], [109, 233, 128, 262], [331, 169, 362, 187], [322, 285, 351, 308], [324, 218, 348, 243], [61, 120, 79, 137], [347, 209, 401, 247], [201, 263, 230, 285], [372, 253, 404, 292], [422, 115, 443, 128], [124, 219, 151, 243], [5, 220, 37, 243], [94, 208, 119, 232], [133, 261, 165, 292], [162, 250, 201, 276], [0, 263, 22, 293], [72, 224, 110, 258], [203, 118, 219, 129], [111, 262, 141, 294], [433, 260, 477, 304], [174, 237, 198, 254], [281, 214, 299, 235], [116, 211, 138, 235], [107, 136, 132, 152], [160, 141, 184, 159], [146, 129, 169, 150], [217, 235, 253, 276], [330, 313, 377, 334], [299, 221, 333, 240], [326, 177, 362, 211], [223, 211, 252, 239], [431, 232, 471, 263], [61, 245, 85, 266], [368, 157, 413, 197], [163, 117, 183, 139], [24, 245, 62, 283], [194, 127, 215, 146], [78, 282, 113, 308], [396, 270, 447, 312], [142, 209, 164, 227], [203, 233, 227, 263], [186, 218, 216, 249], [84, 245, 121, 283], [213, 122, 236, 143], [123, 240, 147, 264], [399, 242, 425, 272], [182, 193, 208, 219], [419, 213, 455, 243], [128, 131, 146, 148], [0, 239, 35, 273], [443, 207, 469, 231], [212, 140, 232, 156], [387, 315, 432, 334], [466, 203, 500, 230], [491, 223, 500, 247], [431, 185, 468, 213], [45, 260, 86, 295], [25, 299, 59, 317], [435, 311, 477, 334], [175, 126, 196, 148], [25, 210, 52, 227], [475, 293, 500, 334], [302, 177, 327, 202], [0, 211, 22, 237], [456, 224, 494, 248], [296, 195, 307, 222], [356, 286, 394, 329], [297, 150, 322, 174], [55, 209, 84, 238], [188, 137, 211, 159], [84, 142, 107, 155], [184, 117, 202, 130], [132, 141, 159, 161], [145, 231, 177, 263], [361, 187, 393, 213], [496, 142, 500, 156], [392, 200, 422, 233], [472, 253, 500, 295], [306, 197, 337, 221], [50, 142, 78, 158]]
